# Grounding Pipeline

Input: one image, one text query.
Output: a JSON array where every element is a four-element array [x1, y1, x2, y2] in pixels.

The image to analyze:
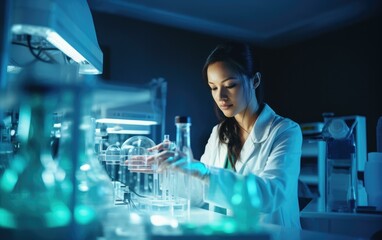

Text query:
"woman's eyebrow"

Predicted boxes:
[[208, 77, 237, 85]]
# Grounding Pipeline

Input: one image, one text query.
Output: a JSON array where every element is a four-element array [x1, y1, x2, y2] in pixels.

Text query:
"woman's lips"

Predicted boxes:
[[220, 104, 232, 110]]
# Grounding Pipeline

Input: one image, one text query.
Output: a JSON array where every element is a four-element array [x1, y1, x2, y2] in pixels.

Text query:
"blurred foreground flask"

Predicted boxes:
[[231, 175, 261, 232], [0, 68, 113, 239], [0, 86, 72, 240], [55, 93, 113, 239]]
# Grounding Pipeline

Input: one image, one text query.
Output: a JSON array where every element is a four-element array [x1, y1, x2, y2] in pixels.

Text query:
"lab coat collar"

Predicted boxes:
[[236, 104, 276, 173], [251, 103, 275, 143]]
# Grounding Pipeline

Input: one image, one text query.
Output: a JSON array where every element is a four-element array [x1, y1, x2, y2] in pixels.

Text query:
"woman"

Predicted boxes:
[[150, 42, 302, 228]]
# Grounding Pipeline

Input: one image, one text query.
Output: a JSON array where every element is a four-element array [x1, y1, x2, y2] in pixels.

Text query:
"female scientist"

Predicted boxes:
[[150, 42, 302, 228]]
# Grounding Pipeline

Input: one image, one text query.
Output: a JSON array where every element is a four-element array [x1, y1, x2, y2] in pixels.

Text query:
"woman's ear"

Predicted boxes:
[[253, 72, 261, 89]]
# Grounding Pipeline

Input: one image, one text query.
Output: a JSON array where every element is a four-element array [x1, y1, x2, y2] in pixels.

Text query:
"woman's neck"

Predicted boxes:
[[235, 101, 260, 134]]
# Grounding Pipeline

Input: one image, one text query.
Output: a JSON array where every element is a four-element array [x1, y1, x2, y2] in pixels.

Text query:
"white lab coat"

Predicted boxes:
[[191, 104, 302, 228]]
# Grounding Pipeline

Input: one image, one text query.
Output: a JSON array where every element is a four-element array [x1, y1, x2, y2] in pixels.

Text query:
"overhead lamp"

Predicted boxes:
[[95, 127, 150, 135], [96, 118, 157, 126], [11, 0, 103, 74], [6, 65, 22, 74]]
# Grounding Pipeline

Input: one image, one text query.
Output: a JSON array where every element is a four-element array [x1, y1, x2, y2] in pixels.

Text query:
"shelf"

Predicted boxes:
[[299, 174, 319, 185]]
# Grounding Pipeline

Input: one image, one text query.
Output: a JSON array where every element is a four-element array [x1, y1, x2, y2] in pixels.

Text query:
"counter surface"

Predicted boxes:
[[101, 205, 360, 240], [300, 199, 382, 239]]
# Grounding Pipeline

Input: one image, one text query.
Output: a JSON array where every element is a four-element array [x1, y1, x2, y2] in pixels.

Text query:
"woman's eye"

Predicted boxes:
[[210, 87, 217, 91], [226, 84, 236, 89]]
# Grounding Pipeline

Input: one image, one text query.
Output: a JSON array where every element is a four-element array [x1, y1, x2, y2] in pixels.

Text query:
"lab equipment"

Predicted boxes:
[[0, 62, 118, 240], [105, 144, 121, 181], [364, 152, 382, 210], [322, 115, 366, 212], [93, 78, 167, 137], [104, 144, 122, 201], [11, 0, 103, 74], [174, 116, 193, 218], [122, 135, 157, 173], [0, 113, 15, 176], [159, 135, 170, 198], [120, 136, 157, 199], [299, 122, 326, 211], [0, 80, 72, 238], [118, 133, 190, 218], [377, 116, 382, 152], [57, 114, 114, 225]]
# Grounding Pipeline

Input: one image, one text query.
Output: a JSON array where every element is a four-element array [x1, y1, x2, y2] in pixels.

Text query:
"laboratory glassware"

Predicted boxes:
[[0, 82, 72, 239], [174, 116, 193, 218], [104, 144, 122, 201]]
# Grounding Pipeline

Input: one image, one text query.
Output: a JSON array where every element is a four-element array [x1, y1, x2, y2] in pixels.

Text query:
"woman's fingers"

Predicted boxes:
[[147, 142, 177, 152], [124, 150, 186, 173], [147, 142, 165, 152], [125, 150, 176, 166], [147, 151, 176, 163]]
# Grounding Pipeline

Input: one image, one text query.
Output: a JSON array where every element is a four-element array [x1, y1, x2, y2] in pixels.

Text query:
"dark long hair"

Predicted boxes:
[[202, 42, 264, 170]]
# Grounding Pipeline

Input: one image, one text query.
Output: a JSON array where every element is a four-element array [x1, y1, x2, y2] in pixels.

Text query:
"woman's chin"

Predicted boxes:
[[221, 111, 235, 118]]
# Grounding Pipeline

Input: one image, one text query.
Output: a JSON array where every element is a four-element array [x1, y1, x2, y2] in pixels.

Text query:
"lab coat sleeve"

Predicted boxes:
[[205, 121, 302, 214]]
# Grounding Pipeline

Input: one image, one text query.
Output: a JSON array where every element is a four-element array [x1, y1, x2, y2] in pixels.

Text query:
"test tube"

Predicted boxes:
[[161, 135, 171, 200], [152, 161, 159, 198]]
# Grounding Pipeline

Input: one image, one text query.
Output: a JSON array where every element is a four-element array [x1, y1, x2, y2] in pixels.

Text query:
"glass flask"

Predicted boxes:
[[105, 144, 121, 182], [121, 136, 165, 213], [0, 85, 73, 239], [56, 109, 114, 239], [104, 144, 122, 201], [174, 116, 193, 217], [121, 136, 157, 194], [121, 135, 157, 173]]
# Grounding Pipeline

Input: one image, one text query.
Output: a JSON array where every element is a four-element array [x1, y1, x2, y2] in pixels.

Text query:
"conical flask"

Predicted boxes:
[[0, 86, 72, 239], [55, 92, 114, 239]]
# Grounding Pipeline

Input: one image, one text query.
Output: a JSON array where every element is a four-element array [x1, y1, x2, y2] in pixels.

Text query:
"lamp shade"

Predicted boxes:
[[11, 0, 103, 74]]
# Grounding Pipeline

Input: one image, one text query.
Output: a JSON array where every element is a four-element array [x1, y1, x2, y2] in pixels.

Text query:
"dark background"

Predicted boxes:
[[91, 11, 382, 159]]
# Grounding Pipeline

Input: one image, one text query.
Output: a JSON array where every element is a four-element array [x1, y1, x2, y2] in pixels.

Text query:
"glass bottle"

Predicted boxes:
[[174, 116, 193, 217]]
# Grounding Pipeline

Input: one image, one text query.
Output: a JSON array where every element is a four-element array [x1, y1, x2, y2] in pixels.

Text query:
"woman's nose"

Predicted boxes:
[[218, 88, 228, 100]]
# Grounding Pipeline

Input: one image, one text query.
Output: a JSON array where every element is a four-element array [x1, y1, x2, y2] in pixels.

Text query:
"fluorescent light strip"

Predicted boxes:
[[45, 30, 86, 63], [95, 128, 150, 135], [96, 118, 157, 126], [7, 65, 22, 74], [12, 24, 101, 75], [80, 64, 101, 74]]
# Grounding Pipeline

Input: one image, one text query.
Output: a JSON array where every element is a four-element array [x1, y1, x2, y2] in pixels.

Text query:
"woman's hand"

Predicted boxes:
[[146, 142, 179, 171], [123, 142, 175, 173], [124, 142, 210, 181], [147, 143, 210, 181]]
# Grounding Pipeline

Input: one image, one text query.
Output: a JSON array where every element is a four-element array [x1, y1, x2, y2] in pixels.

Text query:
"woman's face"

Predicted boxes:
[[207, 61, 250, 118]]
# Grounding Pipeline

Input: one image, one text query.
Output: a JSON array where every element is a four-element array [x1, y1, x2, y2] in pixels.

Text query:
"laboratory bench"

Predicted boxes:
[[300, 199, 382, 239], [98, 205, 361, 240]]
